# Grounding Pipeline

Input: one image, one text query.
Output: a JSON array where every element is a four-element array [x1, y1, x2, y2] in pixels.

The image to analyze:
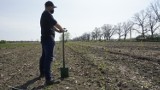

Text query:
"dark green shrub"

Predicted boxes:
[[0, 40, 6, 44], [136, 34, 160, 42]]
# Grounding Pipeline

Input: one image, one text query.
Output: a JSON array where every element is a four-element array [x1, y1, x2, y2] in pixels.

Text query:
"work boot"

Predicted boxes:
[[45, 79, 60, 85]]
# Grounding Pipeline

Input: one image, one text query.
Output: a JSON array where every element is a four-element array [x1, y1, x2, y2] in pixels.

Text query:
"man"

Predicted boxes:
[[39, 1, 64, 85]]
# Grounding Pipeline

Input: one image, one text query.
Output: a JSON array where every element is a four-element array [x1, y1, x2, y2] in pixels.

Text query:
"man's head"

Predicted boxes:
[[45, 1, 57, 14]]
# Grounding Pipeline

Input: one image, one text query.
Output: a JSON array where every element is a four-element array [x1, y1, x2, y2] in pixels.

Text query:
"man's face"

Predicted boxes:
[[49, 6, 54, 14], [50, 6, 54, 14]]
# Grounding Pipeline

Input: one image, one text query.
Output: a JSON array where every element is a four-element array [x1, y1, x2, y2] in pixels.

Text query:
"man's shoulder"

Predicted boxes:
[[41, 11, 51, 20], [42, 11, 51, 16]]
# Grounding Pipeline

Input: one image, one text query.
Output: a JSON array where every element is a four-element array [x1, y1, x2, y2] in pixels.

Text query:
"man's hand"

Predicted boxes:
[[59, 28, 67, 33]]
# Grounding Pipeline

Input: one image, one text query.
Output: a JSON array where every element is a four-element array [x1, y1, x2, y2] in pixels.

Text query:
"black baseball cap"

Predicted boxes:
[[45, 1, 57, 8]]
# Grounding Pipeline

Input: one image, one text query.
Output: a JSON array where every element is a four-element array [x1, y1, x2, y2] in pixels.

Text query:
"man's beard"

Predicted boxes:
[[50, 9, 54, 14]]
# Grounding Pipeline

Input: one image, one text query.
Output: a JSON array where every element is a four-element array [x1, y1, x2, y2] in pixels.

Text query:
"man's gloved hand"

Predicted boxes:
[[59, 28, 67, 33]]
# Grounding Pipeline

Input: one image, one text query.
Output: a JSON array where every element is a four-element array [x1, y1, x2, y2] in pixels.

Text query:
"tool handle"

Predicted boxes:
[[62, 28, 67, 68]]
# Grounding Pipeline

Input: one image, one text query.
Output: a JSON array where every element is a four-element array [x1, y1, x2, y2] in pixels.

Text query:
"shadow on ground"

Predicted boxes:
[[12, 77, 63, 90], [12, 77, 45, 90]]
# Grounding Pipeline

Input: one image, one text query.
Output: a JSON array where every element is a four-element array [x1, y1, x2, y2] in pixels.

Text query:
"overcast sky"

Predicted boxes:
[[0, 0, 155, 41]]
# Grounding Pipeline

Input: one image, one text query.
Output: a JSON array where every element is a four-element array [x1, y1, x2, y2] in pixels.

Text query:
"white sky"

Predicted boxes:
[[0, 0, 155, 41]]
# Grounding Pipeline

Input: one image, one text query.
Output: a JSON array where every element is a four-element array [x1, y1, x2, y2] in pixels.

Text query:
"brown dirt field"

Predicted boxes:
[[0, 42, 160, 90]]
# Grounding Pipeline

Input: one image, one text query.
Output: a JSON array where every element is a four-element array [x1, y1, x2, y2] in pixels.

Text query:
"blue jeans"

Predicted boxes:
[[39, 36, 55, 81]]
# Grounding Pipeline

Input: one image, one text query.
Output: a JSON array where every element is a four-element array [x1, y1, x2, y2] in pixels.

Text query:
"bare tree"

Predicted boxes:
[[81, 33, 91, 41], [86, 33, 91, 41], [91, 31, 96, 40], [146, 8, 160, 38], [98, 29, 103, 41], [101, 24, 108, 40], [122, 21, 134, 40], [133, 10, 148, 38], [151, 0, 160, 21], [115, 23, 123, 40], [93, 27, 101, 40], [101, 24, 116, 40]]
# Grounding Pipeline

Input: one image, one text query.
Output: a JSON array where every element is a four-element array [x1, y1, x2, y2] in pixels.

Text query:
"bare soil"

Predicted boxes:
[[0, 42, 160, 90]]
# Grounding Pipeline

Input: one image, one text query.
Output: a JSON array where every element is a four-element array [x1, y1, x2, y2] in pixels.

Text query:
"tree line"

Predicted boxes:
[[72, 0, 160, 41]]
